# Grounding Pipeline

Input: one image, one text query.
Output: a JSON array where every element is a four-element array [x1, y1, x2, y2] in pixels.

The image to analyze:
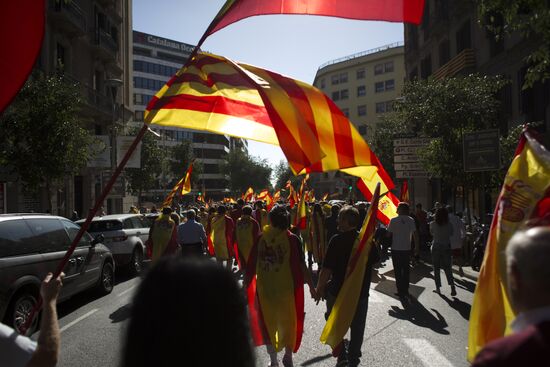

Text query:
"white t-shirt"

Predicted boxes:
[[387, 215, 417, 251], [448, 214, 466, 249], [0, 322, 36, 367]]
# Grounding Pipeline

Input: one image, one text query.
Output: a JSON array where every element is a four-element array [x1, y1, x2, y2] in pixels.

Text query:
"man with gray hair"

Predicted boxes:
[[472, 227, 550, 366]]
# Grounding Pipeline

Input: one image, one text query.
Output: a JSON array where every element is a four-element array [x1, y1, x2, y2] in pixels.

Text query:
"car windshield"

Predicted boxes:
[[88, 220, 123, 232]]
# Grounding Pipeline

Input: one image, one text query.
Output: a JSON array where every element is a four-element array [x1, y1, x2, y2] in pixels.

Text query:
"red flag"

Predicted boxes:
[[400, 180, 409, 202], [206, 0, 425, 39], [0, 2, 45, 113]]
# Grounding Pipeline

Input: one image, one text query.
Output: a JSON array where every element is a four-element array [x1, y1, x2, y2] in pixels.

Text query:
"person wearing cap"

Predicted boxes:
[[386, 202, 419, 301]]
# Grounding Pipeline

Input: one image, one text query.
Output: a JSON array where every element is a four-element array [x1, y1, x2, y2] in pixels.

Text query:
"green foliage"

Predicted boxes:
[[0, 72, 93, 194], [167, 140, 201, 187], [479, 0, 550, 88], [373, 75, 508, 188], [272, 160, 301, 189], [124, 128, 165, 197], [220, 149, 272, 195]]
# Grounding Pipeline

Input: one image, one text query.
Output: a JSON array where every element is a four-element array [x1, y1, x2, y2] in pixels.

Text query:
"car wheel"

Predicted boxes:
[[129, 247, 143, 276], [5, 291, 39, 335], [97, 262, 114, 295]]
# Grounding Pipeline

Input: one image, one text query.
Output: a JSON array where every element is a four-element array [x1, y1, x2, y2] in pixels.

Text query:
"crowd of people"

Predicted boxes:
[[2, 198, 549, 367]]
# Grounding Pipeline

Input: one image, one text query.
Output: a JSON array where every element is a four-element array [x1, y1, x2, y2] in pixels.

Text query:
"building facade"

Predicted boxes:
[[2, 0, 134, 216], [404, 0, 550, 210], [309, 43, 406, 197], [132, 30, 245, 201]]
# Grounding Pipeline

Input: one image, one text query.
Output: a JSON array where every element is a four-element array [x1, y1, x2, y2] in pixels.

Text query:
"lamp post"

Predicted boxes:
[[105, 78, 123, 213]]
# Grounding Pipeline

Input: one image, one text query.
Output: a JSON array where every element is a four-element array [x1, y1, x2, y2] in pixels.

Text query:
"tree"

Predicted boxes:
[[220, 149, 272, 195], [479, 0, 550, 88], [273, 160, 301, 189], [0, 72, 93, 211], [124, 128, 165, 204], [373, 74, 507, 193], [167, 140, 201, 188]]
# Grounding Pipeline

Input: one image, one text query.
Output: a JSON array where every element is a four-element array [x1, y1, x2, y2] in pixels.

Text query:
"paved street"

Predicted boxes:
[[42, 256, 475, 367]]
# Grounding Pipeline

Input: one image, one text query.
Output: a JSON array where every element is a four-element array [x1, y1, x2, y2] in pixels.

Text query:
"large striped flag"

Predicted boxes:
[[321, 183, 381, 349], [162, 160, 194, 207], [204, 0, 425, 42], [468, 129, 550, 361], [145, 52, 391, 181]]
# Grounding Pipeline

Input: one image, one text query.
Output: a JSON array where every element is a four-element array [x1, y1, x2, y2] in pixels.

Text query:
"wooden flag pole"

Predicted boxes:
[[20, 124, 149, 334]]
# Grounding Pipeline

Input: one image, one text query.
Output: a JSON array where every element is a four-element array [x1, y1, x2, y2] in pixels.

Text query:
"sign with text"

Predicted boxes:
[[394, 162, 424, 171], [87, 136, 111, 168], [396, 171, 430, 178], [394, 154, 420, 163], [116, 136, 142, 169], [393, 137, 432, 147], [463, 129, 500, 172], [394, 146, 422, 155]]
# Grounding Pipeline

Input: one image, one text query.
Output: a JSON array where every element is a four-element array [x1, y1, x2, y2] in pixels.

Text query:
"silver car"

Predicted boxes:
[[77, 214, 149, 275], [0, 214, 114, 334]]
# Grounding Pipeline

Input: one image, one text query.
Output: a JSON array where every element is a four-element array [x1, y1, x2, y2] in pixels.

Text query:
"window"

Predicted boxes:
[[456, 19, 472, 53], [135, 111, 144, 121], [385, 79, 395, 91], [133, 47, 151, 57], [331, 91, 340, 101], [339, 72, 348, 83], [356, 68, 365, 79], [26, 219, 70, 253], [438, 39, 451, 67], [0, 220, 37, 258], [357, 105, 367, 116], [376, 102, 386, 114], [133, 94, 143, 105], [357, 85, 366, 97], [358, 125, 367, 135], [130, 217, 145, 229], [374, 64, 384, 75], [62, 220, 92, 247], [157, 51, 185, 64], [386, 101, 395, 112], [420, 54, 432, 79], [340, 89, 349, 100], [375, 82, 384, 93], [341, 108, 349, 117], [123, 219, 135, 229], [384, 61, 394, 73], [331, 75, 339, 85]]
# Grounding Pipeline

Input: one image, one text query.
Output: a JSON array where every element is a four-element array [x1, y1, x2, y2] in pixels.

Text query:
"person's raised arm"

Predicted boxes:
[[25, 272, 64, 367]]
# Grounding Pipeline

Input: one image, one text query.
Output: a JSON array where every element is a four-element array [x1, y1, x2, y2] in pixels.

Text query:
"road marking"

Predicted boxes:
[[60, 309, 98, 333], [403, 338, 454, 367], [117, 285, 136, 297]]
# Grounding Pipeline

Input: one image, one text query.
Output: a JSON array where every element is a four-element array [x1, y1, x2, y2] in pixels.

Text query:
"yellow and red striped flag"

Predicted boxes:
[[162, 161, 194, 207], [197, 195, 205, 203], [145, 52, 391, 182], [321, 183, 381, 349], [256, 189, 270, 201], [468, 129, 550, 361], [272, 189, 281, 204], [286, 181, 298, 208], [400, 180, 409, 202], [243, 187, 255, 202]]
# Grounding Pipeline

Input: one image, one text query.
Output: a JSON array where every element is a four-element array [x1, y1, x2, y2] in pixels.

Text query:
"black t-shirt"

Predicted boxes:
[[325, 215, 339, 242], [322, 230, 378, 299]]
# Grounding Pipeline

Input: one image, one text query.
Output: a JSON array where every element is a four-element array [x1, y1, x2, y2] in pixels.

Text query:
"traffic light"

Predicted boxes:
[[198, 192, 202, 196], [348, 185, 353, 191]]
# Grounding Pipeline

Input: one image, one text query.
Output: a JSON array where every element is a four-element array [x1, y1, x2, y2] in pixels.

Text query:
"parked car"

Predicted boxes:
[[0, 214, 114, 334], [77, 214, 149, 275]]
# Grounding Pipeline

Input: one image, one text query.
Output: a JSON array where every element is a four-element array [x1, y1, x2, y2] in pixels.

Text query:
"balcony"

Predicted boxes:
[[432, 49, 476, 79], [48, 0, 86, 36], [90, 29, 118, 60], [64, 75, 113, 117]]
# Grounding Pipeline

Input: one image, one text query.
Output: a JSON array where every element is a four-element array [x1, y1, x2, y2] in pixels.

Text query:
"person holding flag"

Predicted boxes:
[[252, 200, 269, 229], [244, 205, 316, 367], [148, 207, 179, 263], [309, 203, 327, 265], [208, 205, 235, 269], [316, 185, 381, 367], [235, 205, 260, 272]]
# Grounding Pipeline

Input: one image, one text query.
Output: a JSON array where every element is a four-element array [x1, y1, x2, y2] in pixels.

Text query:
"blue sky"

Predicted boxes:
[[133, 0, 404, 169]]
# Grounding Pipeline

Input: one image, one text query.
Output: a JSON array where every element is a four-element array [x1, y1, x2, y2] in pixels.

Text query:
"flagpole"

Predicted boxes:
[[21, 123, 149, 334]]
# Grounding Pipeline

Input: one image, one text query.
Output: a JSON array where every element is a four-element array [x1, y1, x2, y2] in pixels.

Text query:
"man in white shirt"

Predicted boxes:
[[447, 206, 466, 275], [472, 227, 550, 366], [387, 202, 419, 300]]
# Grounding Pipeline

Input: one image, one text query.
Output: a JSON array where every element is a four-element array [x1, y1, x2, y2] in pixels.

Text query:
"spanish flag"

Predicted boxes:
[[321, 183, 380, 349], [256, 189, 270, 201], [204, 0, 425, 41], [468, 128, 550, 361], [243, 187, 255, 202], [286, 181, 298, 209], [400, 179, 409, 202], [357, 171, 398, 226], [162, 160, 194, 207], [208, 214, 235, 260]]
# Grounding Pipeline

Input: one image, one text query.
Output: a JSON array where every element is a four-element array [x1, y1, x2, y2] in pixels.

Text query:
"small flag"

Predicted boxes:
[[162, 161, 194, 207], [400, 180, 409, 202]]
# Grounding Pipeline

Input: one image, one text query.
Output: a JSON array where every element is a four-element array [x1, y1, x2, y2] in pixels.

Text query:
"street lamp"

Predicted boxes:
[[105, 78, 123, 213]]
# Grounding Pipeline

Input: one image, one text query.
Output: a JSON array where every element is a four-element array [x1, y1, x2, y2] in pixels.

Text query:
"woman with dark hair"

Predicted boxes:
[[121, 257, 254, 367], [245, 205, 316, 367], [430, 207, 456, 295]]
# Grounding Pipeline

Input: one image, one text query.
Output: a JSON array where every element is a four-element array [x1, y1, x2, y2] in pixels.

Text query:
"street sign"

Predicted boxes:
[[393, 137, 432, 147], [396, 171, 430, 178], [463, 129, 500, 172], [393, 146, 423, 155], [394, 154, 419, 163], [394, 162, 424, 171]]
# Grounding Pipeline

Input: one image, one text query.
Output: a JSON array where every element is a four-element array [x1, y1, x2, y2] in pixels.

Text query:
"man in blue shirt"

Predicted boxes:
[[177, 209, 207, 257]]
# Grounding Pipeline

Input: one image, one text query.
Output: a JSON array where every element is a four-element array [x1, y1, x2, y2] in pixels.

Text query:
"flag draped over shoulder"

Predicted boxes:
[[145, 52, 389, 180], [162, 161, 194, 207], [205, 0, 425, 39], [468, 129, 550, 361], [321, 183, 381, 349]]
